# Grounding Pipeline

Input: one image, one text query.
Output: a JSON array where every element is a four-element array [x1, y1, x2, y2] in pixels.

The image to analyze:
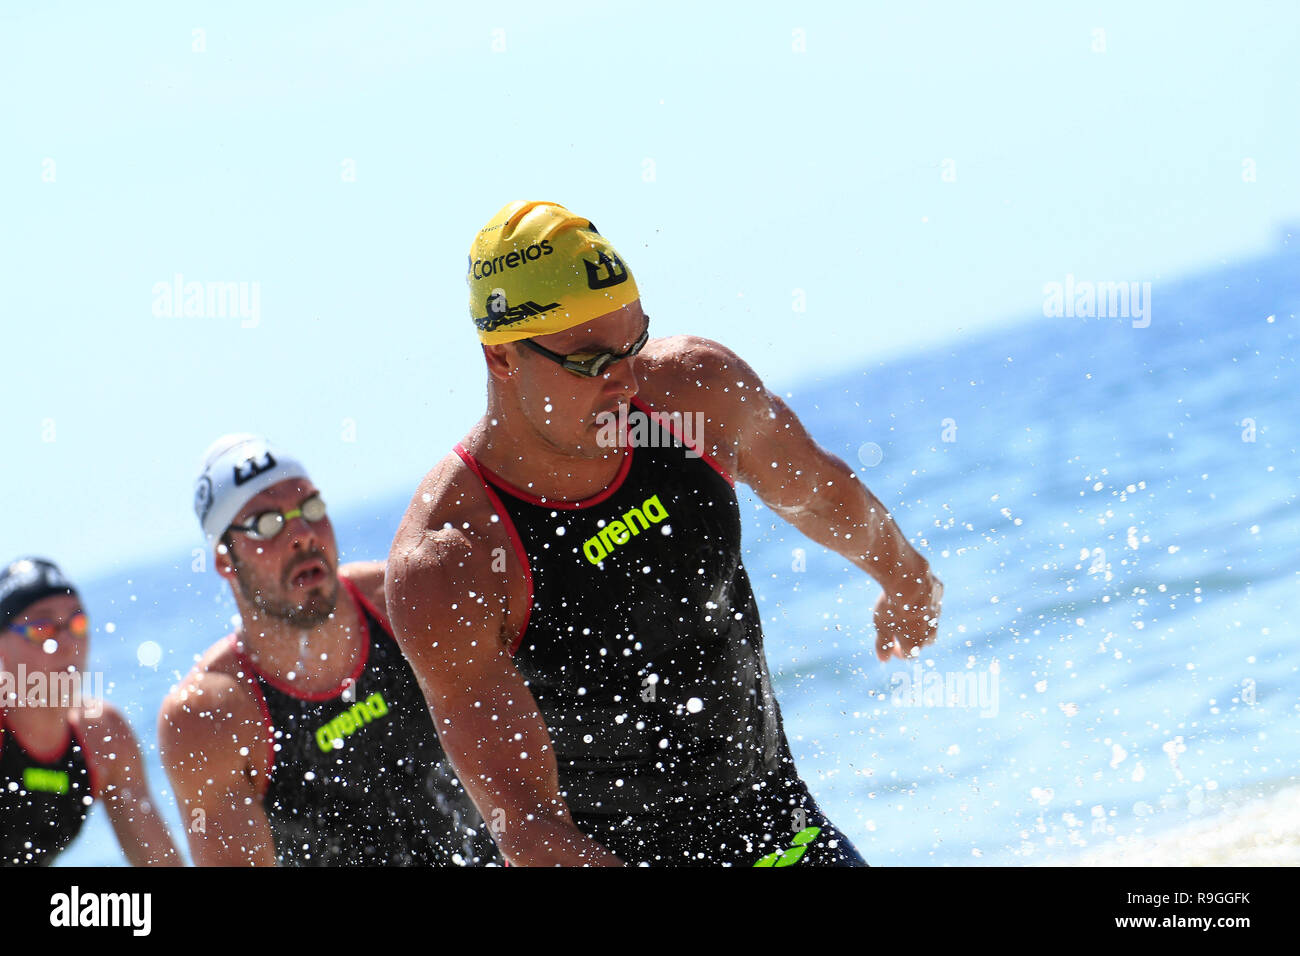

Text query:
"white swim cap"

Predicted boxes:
[[194, 434, 310, 545]]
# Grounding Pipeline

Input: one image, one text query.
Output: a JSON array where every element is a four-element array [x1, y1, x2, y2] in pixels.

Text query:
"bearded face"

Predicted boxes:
[[219, 479, 341, 630], [228, 540, 339, 629]]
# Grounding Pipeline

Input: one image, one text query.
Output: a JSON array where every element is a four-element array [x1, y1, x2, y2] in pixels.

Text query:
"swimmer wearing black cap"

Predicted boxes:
[[386, 202, 944, 866], [159, 435, 497, 866], [1, 557, 180, 866]]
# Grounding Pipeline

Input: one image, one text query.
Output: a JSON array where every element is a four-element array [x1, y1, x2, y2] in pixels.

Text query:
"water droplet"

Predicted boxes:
[[857, 443, 883, 468], [137, 641, 163, 668]]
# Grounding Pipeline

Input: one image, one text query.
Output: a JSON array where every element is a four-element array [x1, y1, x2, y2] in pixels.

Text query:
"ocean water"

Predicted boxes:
[[55, 240, 1298, 866]]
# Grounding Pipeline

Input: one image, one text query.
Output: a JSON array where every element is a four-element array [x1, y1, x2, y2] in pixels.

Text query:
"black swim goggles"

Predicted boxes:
[[228, 493, 328, 540], [519, 318, 650, 378]]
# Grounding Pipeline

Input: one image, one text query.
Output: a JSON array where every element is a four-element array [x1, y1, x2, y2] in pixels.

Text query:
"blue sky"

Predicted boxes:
[[2, 1, 1298, 579]]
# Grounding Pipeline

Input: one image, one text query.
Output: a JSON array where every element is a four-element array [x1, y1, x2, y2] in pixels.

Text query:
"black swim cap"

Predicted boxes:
[[0, 558, 78, 631]]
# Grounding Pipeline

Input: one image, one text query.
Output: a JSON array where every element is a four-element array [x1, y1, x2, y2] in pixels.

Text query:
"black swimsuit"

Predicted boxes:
[[457, 397, 866, 866], [0, 712, 95, 866], [239, 578, 497, 866]]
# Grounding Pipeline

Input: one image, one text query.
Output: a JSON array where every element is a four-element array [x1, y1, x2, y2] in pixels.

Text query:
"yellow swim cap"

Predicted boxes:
[[467, 201, 640, 344]]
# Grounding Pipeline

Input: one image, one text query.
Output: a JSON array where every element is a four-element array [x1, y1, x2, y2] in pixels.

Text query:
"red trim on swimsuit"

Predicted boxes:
[[3, 717, 73, 764], [459, 444, 636, 511], [68, 718, 99, 800], [340, 575, 393, 637], [630, 395, 735, 487], [228, 582, 378, 792], [241, 599, 371, 702], [0, 708, 95, 797], [228, 634, 278, 795], [454, 443, 535, 656]]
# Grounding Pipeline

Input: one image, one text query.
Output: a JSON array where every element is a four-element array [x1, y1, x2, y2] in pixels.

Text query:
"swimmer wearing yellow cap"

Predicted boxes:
[[467, 200, 641, 345], [389, 200, 944, 867]]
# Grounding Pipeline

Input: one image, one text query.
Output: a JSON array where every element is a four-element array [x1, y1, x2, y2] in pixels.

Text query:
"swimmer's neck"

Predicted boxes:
[[466, 389, 628, 501], [235, 586, 364, 693], [2, 702, 74, 756]]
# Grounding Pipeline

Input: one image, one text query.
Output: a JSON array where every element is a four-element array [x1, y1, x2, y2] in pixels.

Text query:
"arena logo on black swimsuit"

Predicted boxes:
[[314, 691, 391, 752], [24, 767, 70, 794], [582, 494, 669, 565]]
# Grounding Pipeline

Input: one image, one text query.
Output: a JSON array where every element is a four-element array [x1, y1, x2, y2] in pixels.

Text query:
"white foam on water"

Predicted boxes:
[[1048, 783, 1300, 867]]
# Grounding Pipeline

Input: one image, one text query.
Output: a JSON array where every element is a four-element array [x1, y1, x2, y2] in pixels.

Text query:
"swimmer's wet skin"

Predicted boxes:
[[159, 435, 496, 866], [387, 201, 943, 866]]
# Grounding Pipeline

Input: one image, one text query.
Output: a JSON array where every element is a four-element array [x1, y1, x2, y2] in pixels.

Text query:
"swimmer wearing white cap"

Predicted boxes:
[[159, 435, 497, 866]]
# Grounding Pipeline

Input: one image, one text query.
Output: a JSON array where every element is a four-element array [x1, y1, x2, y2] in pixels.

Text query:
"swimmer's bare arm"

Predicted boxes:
[[644, 336, 942, 661], [158, 672, 277, 866], [77, 702, 181, 866], [387, 472, 623, 867]]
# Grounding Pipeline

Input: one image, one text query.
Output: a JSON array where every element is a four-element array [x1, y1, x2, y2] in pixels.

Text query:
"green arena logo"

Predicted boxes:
[[314, 692, 390, 753], [753, 826, 821, 867], [582, 494, 669, 565], [23, 767, 70, 794]]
